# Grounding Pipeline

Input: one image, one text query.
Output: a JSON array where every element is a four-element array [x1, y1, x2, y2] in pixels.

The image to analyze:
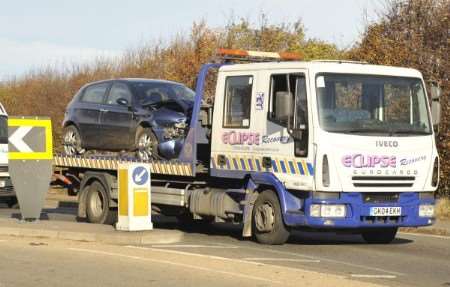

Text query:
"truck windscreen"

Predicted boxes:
[[0, 116, 7, 143], [316, 74, 431, 136]]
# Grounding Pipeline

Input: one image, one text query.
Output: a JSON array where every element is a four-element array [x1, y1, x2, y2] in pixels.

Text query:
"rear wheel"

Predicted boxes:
[[361, 227, 398, 244], [63, 125, 84, 156], [85, 181, 115, 224], [136, 127, 159, 160], [252, 190, 290, 245]]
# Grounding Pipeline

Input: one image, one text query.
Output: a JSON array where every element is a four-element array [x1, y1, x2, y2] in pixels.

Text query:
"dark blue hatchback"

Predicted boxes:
[[62, 78, 194, 160]]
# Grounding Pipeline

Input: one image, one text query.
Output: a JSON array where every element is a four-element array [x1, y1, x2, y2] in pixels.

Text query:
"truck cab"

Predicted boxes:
[[207, 54, 438, 243], [0, 103, 14, 206]]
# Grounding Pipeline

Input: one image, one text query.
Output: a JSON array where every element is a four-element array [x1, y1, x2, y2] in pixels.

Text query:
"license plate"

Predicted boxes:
[[0, 181, 5, 188], [370, 207, 401, 216]]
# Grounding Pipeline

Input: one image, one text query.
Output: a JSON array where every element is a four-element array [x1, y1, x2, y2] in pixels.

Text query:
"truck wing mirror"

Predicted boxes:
[[430, 84, 441, 134], [275, 91, 293, 122]]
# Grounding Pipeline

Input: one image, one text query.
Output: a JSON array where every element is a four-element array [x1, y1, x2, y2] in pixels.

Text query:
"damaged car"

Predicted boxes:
[[62, 78, 194, 160]]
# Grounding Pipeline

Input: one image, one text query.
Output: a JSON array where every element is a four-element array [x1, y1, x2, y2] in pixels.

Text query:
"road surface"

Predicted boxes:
[[0, 196, 449, 287]]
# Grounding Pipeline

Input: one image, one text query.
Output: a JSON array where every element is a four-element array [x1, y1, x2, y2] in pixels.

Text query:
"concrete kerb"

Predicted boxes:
[[0, 218, 184, 245]]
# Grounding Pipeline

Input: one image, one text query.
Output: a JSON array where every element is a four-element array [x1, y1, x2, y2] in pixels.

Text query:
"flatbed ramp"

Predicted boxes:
[[53, 155, 194, 177]]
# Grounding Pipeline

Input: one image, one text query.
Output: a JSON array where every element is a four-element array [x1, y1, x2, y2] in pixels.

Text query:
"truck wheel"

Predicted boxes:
[[136, 128, 159, 161], [361, 227, 398, 244], [63, 125, 84, 156], [252, 190, 290, 245], [85, 181, 115, 224]]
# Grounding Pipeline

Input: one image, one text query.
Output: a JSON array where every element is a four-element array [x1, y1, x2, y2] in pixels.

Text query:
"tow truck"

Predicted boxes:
[[0, 103, 15, 207], [53, 49, 441, 245]]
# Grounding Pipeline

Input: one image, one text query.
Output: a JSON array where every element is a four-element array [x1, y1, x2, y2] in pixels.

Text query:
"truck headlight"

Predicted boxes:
[[419, 205, 435, 217], [310, 204, 346, 218]]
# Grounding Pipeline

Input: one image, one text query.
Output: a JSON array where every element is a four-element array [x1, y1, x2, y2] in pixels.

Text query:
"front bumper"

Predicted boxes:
[[285, 192, 434, 229]]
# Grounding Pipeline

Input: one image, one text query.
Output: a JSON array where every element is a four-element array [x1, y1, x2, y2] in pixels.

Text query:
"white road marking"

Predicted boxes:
[[69, 247, 281, 285], [126, 245, 262, 266], [127, 246, 329, 275], [351, 274, 397, 279], [150, 244, 239, 249], [398, 232, 450, 240], [243, 257, 320, 263], [240, 246, 405, 276], [9, 126, 33, 152]]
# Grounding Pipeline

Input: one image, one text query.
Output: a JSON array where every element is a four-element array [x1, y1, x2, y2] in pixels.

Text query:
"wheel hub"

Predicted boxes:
[[137, 134, 153, 160], [89, 190, 104, 218], [254, 202, 275, 233]]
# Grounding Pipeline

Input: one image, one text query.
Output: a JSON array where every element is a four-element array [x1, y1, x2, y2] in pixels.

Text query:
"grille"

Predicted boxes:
[[363, 193, 399, 203], [0, 166, 7, 173], [353, 176, 414, 188], [361, 216, 404, 224]]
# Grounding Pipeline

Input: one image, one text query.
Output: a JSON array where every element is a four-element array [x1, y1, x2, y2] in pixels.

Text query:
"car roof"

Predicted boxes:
[[85, 78, 185, 87]]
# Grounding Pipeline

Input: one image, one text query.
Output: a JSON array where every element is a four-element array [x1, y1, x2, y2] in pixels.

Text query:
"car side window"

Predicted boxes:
[[81, 83, 109, 104], [107, 83, 132, 106], [223, 76, 253, 128]]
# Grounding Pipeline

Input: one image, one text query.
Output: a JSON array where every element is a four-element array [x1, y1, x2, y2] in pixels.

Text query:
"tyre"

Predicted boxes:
[[7, 197, 18, 209], [63, 125, 84, 156], [85, 181, 115, 224], [136, 127, 159, 161], [252, 190, 290, 245], [361, 227, 398, 244]]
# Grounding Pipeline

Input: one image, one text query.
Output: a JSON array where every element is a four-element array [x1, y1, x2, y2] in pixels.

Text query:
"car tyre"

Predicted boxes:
[[361, 227, 398, 244], [63, 125, 84, 156], [136, 127, 159, 160], [252, 190, 290, 245]]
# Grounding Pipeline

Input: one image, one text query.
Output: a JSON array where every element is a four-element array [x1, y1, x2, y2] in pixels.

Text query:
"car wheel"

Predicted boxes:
[[63, 125, 84, 156], [136, 128, 159, 161], [252, 190, 290, 245]]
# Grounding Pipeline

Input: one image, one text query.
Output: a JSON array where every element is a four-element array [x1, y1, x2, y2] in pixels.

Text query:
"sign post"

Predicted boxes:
[[8, 117, 53, 221], [116, 163, 153, 231]]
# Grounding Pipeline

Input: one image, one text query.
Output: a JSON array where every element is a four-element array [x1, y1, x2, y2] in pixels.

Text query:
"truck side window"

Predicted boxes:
[[269, 74, 300, 127], [223, 76, 253, 128]]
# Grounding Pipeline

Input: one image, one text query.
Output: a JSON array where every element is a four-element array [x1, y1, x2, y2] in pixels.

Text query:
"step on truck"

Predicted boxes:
[[54, 49, 441, 245]]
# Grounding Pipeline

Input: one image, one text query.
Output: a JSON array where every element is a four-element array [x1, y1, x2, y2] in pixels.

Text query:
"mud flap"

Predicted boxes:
[[242, 179, 259, 237]]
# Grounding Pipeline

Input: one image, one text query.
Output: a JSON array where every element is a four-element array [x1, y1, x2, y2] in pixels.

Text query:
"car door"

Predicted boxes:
[[75, 82, 110, 149], [99, 82, 135, 150]]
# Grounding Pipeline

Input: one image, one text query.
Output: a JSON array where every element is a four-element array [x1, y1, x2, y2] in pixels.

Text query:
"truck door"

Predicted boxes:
[[264, 70, 313, 190], [211, 71, 257, 177]]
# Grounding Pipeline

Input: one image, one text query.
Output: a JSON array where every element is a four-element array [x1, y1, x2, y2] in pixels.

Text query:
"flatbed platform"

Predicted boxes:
[[53, 155, 194, 177]]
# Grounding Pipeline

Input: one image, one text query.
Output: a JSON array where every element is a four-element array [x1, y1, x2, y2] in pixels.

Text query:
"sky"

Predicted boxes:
[[0, 0, 381, 80]]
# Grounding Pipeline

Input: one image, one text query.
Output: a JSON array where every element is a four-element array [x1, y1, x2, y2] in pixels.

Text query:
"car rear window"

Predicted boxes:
[[81, 83, 109, 103]]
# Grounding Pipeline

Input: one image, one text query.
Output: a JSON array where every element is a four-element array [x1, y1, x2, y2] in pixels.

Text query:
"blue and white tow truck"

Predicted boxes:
[[54, 49, 441, 244]]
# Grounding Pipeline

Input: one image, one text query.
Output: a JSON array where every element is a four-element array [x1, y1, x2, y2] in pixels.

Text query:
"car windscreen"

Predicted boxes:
[[316, 73, 432, 136], [131, 82, 195, 105], [0, 116, 7, 143]]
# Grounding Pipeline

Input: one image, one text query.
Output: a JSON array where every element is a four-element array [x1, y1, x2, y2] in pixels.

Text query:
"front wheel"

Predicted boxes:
[[252, 190, 290, 245], [136, 128, 159, 161], [361, 227, 398, 244]]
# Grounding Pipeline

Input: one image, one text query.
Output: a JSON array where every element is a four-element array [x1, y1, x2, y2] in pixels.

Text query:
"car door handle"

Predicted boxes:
[[100, 109, 108, 112]]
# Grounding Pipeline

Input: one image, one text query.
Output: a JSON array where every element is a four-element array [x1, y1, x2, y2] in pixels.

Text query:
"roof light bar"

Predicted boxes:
[[217, 48, 302, 61]]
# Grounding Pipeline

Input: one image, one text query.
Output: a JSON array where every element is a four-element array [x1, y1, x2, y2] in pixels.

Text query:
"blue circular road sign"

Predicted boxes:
[[132, 166, 149, 185]]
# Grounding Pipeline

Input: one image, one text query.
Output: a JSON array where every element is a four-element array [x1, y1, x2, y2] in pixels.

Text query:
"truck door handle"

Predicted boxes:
[[262, 157, 272, 168], [217, 154, 227, 166]]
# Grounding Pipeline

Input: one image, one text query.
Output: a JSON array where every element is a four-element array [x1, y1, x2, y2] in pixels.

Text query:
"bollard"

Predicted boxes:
[[116, 163, 153, 231]]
